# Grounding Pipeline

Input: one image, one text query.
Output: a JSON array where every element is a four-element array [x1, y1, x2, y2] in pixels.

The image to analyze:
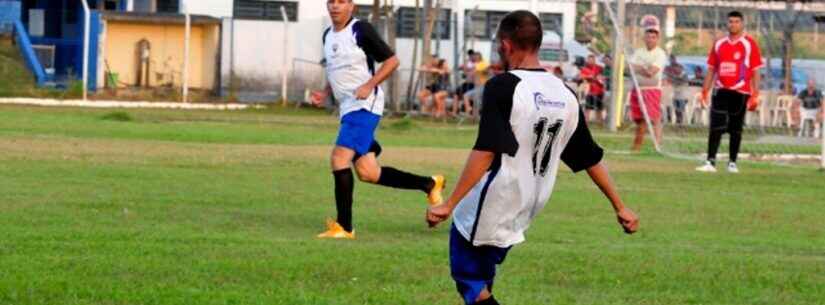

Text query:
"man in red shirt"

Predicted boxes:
[[581, 54, 606, 123], [696, 11, 763, 174]]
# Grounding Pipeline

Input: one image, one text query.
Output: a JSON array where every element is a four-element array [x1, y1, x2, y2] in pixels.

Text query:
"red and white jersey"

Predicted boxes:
[[707, 34, 764, 95]]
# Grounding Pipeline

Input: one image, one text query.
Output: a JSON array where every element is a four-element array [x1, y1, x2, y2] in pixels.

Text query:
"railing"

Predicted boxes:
[[12, 20, 47, 86]]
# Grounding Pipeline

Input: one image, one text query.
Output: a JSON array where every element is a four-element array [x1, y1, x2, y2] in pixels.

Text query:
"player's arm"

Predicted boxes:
[[586, 163, 638, 234], [427, 77, 518, 227], [748, 71, 761, 110], [354, 21, 399, 100], [311, 83, 333, 106], [356, 56, 399, 99], [426, 150, 495, 227], [701, 66, 716, 106], [562, 109, 638, 234]]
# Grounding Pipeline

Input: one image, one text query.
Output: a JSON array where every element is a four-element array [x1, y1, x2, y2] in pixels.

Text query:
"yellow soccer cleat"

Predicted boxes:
[[427, 175, 446, 206], [316, 219, 355, 239]]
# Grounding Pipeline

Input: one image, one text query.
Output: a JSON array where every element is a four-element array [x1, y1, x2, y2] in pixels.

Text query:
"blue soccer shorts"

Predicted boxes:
[[335, 109, 382, 159], [450, 224, 511, 305]]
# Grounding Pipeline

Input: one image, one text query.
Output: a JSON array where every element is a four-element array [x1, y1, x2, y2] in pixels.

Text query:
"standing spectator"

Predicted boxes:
[[664, 55, 690, 124], [696, 11, 763, 174], [417, 56, 450, 118], [602, 55, 613, 92], [581, 55, 606, 124], [796, 79, 822, 137], [629, 24, 667, 152], [462, 52, 491, 117]]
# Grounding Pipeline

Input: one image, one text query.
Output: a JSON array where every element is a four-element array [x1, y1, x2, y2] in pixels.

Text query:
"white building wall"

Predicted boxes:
[[183, 0, 233, 18], [199, 0, 577, 97]]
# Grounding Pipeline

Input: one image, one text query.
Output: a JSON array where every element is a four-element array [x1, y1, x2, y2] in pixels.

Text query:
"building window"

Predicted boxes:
[[103, 0, 118, 11], [540, 13, 563, 36], [465, 10, 508, 39], [397, 7, 451, 39], [157, 0, 179, 13], [355, 5, 376, 22], [234, 0, 298, 21]]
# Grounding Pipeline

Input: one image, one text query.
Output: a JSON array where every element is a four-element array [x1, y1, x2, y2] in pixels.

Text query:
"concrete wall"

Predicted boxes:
[[102, 20, 218, 89], [220, 1, 327, 92], [185, 0, 232, 18], [215, 0, 576, 93]]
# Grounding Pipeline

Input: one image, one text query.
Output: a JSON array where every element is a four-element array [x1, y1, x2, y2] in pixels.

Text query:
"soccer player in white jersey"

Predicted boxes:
[[314, 0, 446, 239], [426, 11, 640, 305]]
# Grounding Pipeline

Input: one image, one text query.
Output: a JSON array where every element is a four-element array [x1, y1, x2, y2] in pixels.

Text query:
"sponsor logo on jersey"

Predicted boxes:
[[733, 52, 741, 60], [533, 92, 565, 110], [719, 62, 737, 77]]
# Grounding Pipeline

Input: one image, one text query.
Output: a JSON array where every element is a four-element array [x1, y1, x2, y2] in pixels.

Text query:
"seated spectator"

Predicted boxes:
[[462, 51, 490, 118], [417, 56, 450, 118], [796, 79, 822, 136], [451, 50, 477, 116]]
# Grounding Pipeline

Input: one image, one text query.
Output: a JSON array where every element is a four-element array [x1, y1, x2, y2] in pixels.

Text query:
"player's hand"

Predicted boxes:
[[426, 203, 452, 228], [747, 94, 760, 111], [616, 207, 639, 234], [355, 83, 374, 100], [310, 90, 328, 106], [700, 89, 710, 108]]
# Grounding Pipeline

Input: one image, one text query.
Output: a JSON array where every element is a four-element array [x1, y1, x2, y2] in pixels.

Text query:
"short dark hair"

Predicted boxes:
[[728, 11, 743, 19], [467, 49, 475, 56], [496, 10, 542, 52]]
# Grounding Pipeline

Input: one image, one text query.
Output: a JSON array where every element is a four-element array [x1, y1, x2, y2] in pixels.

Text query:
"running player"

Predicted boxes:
[[426, 11, 639, 305], [314, 0, 446, 239]]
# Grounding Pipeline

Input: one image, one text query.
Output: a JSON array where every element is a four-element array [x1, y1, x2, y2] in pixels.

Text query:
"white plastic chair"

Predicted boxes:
[[686, 91, 709, 126], [798, 108, 821, 138], [771, 95, 794, 127]]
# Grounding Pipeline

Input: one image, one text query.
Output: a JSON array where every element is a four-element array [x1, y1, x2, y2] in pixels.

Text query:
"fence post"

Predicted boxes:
[[182, 1, 190, 103], [81, 0, 90, 101], [281, 6, 289, 106]]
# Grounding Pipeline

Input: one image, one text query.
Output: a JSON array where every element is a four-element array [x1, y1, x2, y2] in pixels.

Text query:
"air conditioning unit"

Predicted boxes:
[[32, 44, 55, 75]]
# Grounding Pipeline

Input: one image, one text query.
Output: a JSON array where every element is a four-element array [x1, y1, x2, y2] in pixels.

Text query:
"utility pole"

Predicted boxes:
[[608, 0, 625, 131]]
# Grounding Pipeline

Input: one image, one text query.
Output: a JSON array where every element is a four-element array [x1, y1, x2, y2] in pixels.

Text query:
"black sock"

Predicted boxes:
[[376, 167, 434, 193], [333, 168, 354, 232], [729, 132, 742, 163], [707, 130, 723, 165], [474, 296, 500, 305]]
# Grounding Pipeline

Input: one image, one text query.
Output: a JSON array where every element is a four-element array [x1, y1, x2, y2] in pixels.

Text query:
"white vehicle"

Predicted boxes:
[[491, 30, 593, 80]]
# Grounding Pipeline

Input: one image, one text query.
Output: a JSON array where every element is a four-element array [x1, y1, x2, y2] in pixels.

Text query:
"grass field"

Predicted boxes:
[[1, 105, 823, 305]]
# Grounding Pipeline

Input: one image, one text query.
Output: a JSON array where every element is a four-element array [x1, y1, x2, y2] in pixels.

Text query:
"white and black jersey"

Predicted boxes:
[[323, 18, 394, 118], [452, 69, 604, 248]]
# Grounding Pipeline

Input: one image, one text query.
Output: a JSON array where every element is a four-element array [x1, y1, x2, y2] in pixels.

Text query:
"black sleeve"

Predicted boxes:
[[561, 108, 604, 172], [322, 27, 331, 45], [353, 21, 394, 63], [473, 74, 520, 157]]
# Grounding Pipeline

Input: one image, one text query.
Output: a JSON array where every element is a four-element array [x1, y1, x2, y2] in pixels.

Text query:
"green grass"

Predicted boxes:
[[0, 40, 81, 99], [1, 105, 823, 305]]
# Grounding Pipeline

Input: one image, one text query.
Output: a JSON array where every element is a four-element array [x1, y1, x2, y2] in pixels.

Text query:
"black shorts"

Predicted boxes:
[[710, 89, 749, 133], [426, 82, 447, 93], [585, 94, 604, 110], [455, 82, 475, 97]]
